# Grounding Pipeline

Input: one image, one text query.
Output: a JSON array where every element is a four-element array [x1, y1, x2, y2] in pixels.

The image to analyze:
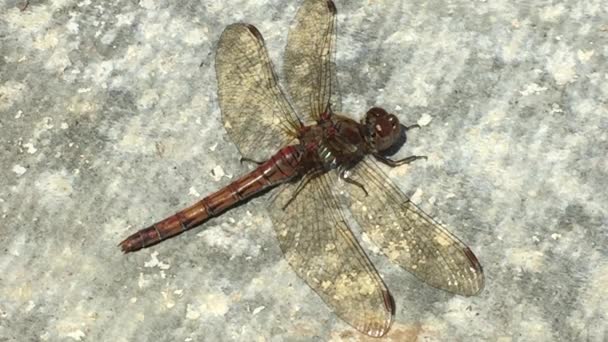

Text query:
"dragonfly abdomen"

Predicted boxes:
[[119, 145, 304, 253]]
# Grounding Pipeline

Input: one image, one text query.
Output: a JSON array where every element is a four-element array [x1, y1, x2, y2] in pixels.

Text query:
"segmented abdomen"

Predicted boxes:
[[119, 145, 304, 253]]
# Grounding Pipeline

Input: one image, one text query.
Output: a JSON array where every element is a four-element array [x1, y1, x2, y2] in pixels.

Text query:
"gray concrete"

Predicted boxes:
[[1, 0, 606, 341]]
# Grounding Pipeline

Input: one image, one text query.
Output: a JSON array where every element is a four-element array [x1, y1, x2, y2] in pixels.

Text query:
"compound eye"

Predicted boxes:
[[388, 116, 397, 129]]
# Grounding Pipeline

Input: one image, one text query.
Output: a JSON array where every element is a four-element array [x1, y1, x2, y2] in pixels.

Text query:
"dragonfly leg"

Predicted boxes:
[[340, 169, 368, 196], [405, 123, 421, 131], [281, 170, 321, 210], [240, 156, 264, 165], [374, 154, 427, 167]]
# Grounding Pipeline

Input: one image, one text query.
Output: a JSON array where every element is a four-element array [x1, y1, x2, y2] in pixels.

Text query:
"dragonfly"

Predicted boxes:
[[120, 0, 483, 337]]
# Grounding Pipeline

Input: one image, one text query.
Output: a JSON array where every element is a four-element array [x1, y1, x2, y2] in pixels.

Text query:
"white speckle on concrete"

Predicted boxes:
[[0, 81, 26, 111], [12, 165, 27, 176], [25, 300, 35, 312], [199, 225, 259, 258], [161, 290, 176, 309], [65, 330, 85, 341], [252, 305, 266, 315], [546, 48, 576, 85], [181, 26, 209, 46], [211, 165, 225, 182], [551, 103, 563, 114], [144, 251, 171, 270], [138, 273, 151, 289], [185, 304, 200, 320], [116, 12, 136, 26], [519, 83, 548, 96], [34, 171, 74, 208], [417, 113, 433, 126], [199, 292, 229, 317], [23, 142, 37, 154], [65, 20, 79, 34], [576, 49, 594, 63], [140, 0, 160, 9], [506, 248, 545, 272], [539, 4, 565, 22], [42, 117, 54, 130], [189, 186, 200, 197]]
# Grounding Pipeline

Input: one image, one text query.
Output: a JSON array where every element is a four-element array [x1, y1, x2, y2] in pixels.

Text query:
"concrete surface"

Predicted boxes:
[[1, 0, 606, 341]]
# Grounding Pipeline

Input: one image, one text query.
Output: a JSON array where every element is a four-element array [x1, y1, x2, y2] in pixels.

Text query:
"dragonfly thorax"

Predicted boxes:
[[317, 143, 338, 169], [299, 116, 365, 171]]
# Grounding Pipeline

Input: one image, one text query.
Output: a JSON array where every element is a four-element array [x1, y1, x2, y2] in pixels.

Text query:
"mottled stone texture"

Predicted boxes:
[[1, 0, 606, 341]]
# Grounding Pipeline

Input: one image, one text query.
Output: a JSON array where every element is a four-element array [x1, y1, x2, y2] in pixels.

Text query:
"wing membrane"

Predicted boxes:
[[345, 157, 484, 296], [215, 24, 302, 161], [284, 0, 340, 122], [268, 171, 393, 337]]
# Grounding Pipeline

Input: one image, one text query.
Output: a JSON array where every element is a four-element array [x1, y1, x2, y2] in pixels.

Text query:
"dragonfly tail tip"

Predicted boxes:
[[118, 239, 136, 254]]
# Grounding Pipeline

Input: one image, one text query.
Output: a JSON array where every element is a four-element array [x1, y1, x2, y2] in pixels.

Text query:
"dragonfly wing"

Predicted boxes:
[[216, 24, 303, 161], [268, 171, 393, 337], [345, 157, 484, 296], [284, 0, 341, 123]]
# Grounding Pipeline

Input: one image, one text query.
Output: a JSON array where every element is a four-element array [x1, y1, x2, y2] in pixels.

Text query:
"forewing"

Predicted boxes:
[[345, 157, 484, 296], [284, 0, 341, 123], [216, 24, 302, 161], [268, 171, 393, 337]]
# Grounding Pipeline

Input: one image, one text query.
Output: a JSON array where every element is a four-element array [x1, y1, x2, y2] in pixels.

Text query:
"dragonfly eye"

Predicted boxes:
[[367, 107, 388, 119], [388, 116, 397, 129]]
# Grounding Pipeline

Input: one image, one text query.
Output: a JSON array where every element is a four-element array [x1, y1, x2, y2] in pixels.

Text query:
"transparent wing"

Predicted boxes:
[[345, 157, 484, 296], [284, 0, 341, 123], [215, 24, 303, 161], [268, 171, 393, 337]]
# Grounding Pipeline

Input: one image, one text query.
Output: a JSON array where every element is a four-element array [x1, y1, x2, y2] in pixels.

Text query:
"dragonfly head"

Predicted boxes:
[[362, 107, 407, 155]]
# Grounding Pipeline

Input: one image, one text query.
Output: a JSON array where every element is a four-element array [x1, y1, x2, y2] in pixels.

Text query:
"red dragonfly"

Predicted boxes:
[[120, 0, 483, 336]]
